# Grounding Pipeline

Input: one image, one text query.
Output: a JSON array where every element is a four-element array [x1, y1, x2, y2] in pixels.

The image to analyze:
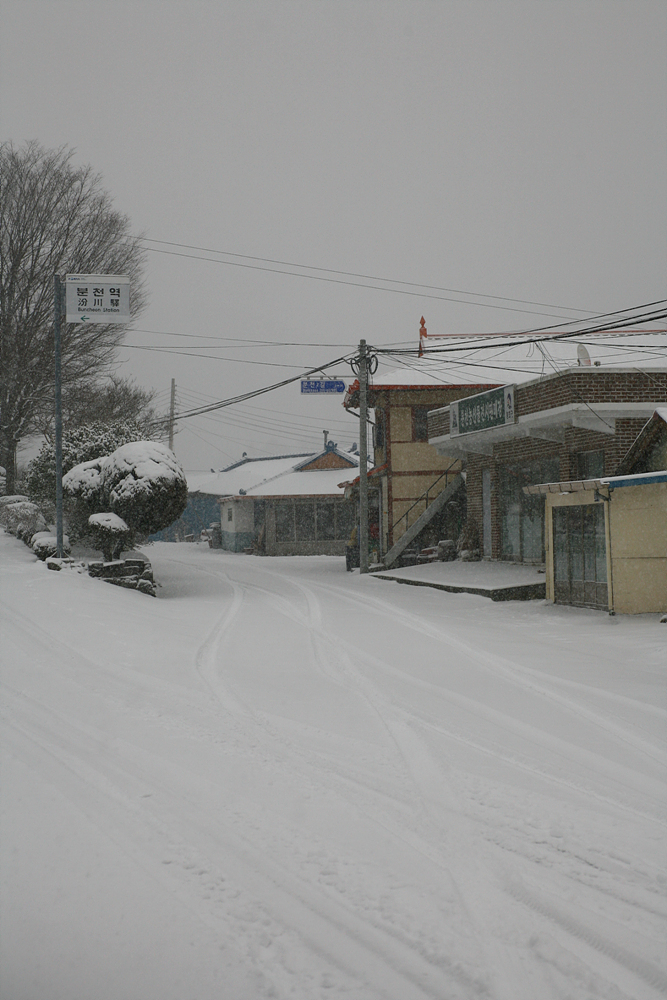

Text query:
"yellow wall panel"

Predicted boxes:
[[391, 442, 458, 472], [389, 407, 412, 442], [612, 559, 667, 614]]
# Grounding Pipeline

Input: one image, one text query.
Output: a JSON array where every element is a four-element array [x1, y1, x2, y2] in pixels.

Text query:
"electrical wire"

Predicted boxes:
[[136, 245, 586, 321], [173, 352, 357, 420], [123, 344, 310, 370], [130, 327, 358, 348], [137, 237, 596, 319]]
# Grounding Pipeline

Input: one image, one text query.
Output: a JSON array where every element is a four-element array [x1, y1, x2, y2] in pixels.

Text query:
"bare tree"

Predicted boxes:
[[0, 141, 147, 493], [57, 376, 164, 437]]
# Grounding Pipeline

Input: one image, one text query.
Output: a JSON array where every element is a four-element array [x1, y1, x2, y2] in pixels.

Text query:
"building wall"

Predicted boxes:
[[429, 370, 667, 439], [219, 499, 255, 552], [263, 498, 352, 556], [378, 396, 471, 549], [464, 419, 647, 561], [609, 482, 667, 614], [545, 483, 667, 614]]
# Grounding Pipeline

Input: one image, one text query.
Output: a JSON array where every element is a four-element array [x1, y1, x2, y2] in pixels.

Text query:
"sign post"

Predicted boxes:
[[53, 274, 130, 557], [358, 342, 369, 574], [54, 275, 64, 557]]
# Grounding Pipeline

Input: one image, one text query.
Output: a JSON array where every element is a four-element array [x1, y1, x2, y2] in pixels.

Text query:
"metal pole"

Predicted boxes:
[[54, 274, 64, 558], [358, 339, 369, 574], [168, 378, 176, 451]]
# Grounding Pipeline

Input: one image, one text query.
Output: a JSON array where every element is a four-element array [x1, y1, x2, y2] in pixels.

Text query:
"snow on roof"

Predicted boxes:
[[241, 466, 354, 498], [525, 469, 667, 494], [188, 455, 313, 496], [189, 449, 359, 498]]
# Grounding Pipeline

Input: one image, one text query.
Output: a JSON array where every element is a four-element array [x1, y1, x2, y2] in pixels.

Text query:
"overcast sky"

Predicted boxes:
[[2, 1, 666, 470]]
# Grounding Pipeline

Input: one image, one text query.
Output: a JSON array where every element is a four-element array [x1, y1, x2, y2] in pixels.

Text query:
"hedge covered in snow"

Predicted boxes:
[[64, 440, 188, 556]]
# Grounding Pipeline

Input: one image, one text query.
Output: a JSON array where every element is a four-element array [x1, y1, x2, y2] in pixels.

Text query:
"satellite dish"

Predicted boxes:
[[577, 345, 591, 366]]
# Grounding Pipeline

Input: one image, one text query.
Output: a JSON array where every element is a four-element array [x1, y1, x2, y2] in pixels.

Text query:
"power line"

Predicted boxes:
[[130, 327, 357, 348], [389, 304, 667, 356], [123, 344, 309, 370], [136, 240, 593, 320], [174, 352, 356, 420]]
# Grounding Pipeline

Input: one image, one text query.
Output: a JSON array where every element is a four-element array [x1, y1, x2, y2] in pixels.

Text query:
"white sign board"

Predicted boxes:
[[65, 274, 130, 324]]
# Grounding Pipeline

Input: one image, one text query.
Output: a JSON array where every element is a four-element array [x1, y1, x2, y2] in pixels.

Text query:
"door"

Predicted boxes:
[[552, 503, 608, 609], [482, 468, 492, 558]]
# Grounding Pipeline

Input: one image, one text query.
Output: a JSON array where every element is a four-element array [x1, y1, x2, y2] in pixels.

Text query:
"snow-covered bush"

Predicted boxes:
[[64, 441, 187, 558], [62, 458, 105, 540], [0, 499, 47, 539], [87, 512, 131, 562], [101, 441, 188, 538], [31, 531, 70, 560], [26, 419, 152, 512]]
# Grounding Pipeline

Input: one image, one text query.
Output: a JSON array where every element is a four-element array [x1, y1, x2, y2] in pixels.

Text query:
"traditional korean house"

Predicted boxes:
[[217, 442, 359, 556]]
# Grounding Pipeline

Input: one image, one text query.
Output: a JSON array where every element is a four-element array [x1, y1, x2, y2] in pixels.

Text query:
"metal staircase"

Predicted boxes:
[[383, 473, 464, 568]]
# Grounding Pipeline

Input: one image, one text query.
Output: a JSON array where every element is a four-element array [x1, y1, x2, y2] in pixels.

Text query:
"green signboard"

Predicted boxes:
[[450, 385, 516, 436]]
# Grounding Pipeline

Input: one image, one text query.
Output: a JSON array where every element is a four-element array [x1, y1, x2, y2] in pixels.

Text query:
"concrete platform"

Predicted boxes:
[[372, 560, 546, 601]]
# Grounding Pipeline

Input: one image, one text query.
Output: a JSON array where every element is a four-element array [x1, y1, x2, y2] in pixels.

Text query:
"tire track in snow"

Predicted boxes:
[[232, 573, 548, 999], [141, 562, 534, 997], [193, 569, 249, 713], [505, 876, 667, 997], [1, 685, 482, 1000], [310, 576, 667, 766], [235, 572, 667, 826], [235, 568, 667, 999]]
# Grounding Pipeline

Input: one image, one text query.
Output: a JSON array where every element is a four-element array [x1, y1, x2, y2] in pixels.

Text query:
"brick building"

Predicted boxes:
[[428, 368, 667, 564], [344, 364, 498, 558]]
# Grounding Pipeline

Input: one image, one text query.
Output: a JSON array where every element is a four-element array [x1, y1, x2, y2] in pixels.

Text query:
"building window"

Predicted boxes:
[[374, 409, 385, 449], [413, 407, 429, 442], [275, 504, 295, 541], [576, 450, 605, 479], [316, 503, 335, 539], [227, 507, 233, 522], [295, 503, 315, 540], [499, 458, 559, 563]]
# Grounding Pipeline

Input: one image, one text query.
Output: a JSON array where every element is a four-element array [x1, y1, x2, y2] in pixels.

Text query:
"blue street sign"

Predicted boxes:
[[301, 379, 346, 394]]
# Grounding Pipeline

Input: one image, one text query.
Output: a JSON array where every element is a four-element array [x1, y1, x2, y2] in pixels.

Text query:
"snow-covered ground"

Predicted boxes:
[[1, 533, 665, 1000]]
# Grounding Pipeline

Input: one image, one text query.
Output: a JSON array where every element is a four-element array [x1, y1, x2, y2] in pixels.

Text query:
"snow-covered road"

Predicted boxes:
[[1, 535, 665, 1000]]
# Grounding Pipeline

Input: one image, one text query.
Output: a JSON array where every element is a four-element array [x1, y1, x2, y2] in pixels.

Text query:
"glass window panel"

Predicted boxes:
[[500, 467, 522, 559], [569, 507, 583, 582], [413, 407, 429, 442], [595, 505, 607, 582], [576, 450, 605, 479], [316, 503, 335, 539], [553, 508, 569, 584], [583, 506, 597, 581], [275, 504, 294, 541], [295, 503, 315, 540]]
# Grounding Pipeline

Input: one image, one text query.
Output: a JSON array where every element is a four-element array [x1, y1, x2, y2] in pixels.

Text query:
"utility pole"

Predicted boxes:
[[168, 378, 176, 451], [358, 340, 369, 574], [54, 275, 64, 558]]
